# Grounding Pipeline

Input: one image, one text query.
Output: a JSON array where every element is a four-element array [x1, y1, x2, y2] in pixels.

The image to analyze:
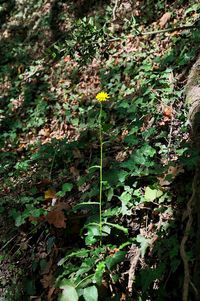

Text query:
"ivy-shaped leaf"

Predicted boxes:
[[106, 251, 126, 270], [59, 285, 78, 301], [144, 187, 163, 202], [136, 235, 151, 257], [83, 285, 98, 301]]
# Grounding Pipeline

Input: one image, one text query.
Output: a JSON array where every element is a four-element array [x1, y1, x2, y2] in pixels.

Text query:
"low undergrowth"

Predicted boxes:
[[1, 0, 200, 300]]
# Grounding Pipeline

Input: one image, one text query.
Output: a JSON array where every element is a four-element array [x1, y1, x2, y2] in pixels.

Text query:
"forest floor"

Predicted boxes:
[[1, 0, 200, 300]]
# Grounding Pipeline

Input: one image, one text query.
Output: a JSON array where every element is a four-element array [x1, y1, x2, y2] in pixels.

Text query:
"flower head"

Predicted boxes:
[[96, 91, 110, 102]]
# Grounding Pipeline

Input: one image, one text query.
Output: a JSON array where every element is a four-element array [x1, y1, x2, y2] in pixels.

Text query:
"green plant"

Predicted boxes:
[[57, 92, 129, 300]]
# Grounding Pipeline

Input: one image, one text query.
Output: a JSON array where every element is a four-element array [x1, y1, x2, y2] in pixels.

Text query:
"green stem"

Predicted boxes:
[[75, 273, 95, 288], [99, 103, 103, 245], [49, 148, 57, 179]]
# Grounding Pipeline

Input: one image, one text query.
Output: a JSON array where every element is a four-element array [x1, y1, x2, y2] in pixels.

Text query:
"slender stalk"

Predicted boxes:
[[99, 103, 103, 245], [75, 273, 95, 288], [109, 24, 198, 41], [49, 148, 57, 179]]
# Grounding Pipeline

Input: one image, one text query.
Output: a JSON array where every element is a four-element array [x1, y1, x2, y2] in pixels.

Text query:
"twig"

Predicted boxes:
[[0, 234, 18, 252], [167, 106, 174, 159], [190, 280, 199, 297], [49, 148, 57, 180], [127, 245, 140, 294], [112, 0, 119, 21], [180, 172, 197, 301], [109, 24, 199, 41]]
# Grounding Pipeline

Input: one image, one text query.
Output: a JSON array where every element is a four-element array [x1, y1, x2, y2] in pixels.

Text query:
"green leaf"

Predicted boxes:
[[58, 249, 90, 265], [107, 187, 114, 202], [62, 183, 73, 192], [102, 224, 111, 235], [144, 187, 163, 202], [74, 202, 99, 210], [104, 222, 128, 234], [83, 286, 98, 301], [117, 170, 129, 183], [59, 285, 78, 301], [103, 207, 121, 218], [106, 251, 126, 270], [85, 224, 100, 245], [95, 262, 106, 285], [119, 191, 132, 203], [88, 165, 101, 170], [136, 235, 151, 257]]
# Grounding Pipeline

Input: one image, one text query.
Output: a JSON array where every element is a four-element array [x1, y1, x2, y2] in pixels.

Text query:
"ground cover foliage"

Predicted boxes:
[[1, 0, 200, 300]]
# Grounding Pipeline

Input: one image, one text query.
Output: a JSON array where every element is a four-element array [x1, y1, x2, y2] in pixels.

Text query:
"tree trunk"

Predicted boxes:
[[185, 54, 200, 300]]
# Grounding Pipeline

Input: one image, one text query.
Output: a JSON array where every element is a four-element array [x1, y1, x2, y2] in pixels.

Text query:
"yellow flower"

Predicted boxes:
[[96, 91, 110, 102]]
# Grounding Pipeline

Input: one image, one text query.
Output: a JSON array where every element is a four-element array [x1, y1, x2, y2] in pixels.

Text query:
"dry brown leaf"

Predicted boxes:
[[44, 189, 56, 200], [158, 165, 184, 187], [120, 293, 126, 301], [159, 12, 171, 28], [64, 55, 71, 62], [163, 106, 173, 118], [48, 287, 55, 301], [73, 148, 82, 158], [70, 166, 80, 177], [38, 128, 50, 137], [40, 273, 54, 288], [115, 151, 128, 162], [46, 210, 66, 228], [54, 201, 70, 211]]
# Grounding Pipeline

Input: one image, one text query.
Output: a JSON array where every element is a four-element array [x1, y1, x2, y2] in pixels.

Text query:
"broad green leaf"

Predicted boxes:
[[106, 251, 126, 269], [124, 135, 139, 146], [60, 285, 78, 301], [102, 224, 111, 235], [83, 286, 98, 301], [76, 258, 94, 277], [107, 187, 114, 202], [117, 170, 129, 183], [121, 202, 132, 216], [119, 191, 132, 203], [15, 214, 25, 227], [136, 235, 151, 257], [85, 224, 100, 245], [144, 187, 163, 202], [62, 183, 73, 192]]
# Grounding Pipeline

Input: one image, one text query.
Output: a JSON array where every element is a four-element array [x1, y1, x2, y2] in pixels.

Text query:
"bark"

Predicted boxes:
[[185, 54, 200, 300]]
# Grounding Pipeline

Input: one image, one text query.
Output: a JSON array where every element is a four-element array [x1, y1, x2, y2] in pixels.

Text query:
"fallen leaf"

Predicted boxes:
[[29, 215, 45, 223], [158, 165, 184, 186], [46, 210, 66, 228], [159, 12, 171, 28], [120, 293, 126, 301], [41, 273, 54, 288], [38, 128, 50, 137], [163, 106, 173, 118], [64, 55, 71, 62], [44, 189, 56, 200], [70, 166, 80, 177], [48, 287, 55, 301], [73, 148, 82, 158]]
